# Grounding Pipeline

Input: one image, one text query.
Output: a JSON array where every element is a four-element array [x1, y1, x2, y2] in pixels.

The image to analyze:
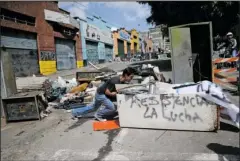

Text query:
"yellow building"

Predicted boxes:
[[130, 29, 140, 54], [112, 28, 131, 58]]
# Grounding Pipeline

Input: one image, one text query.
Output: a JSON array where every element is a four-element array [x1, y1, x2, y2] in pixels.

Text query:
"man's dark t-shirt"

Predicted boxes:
[[97, 76, 122, 101]]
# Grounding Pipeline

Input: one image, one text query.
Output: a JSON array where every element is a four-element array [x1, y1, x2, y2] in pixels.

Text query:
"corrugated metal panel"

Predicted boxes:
[[1, 31, 37, 50], [86, 41, 98, 65], [5, 48, 40, 77], [98, 42, 105, 60], [118, 39, 124, 57], [105, 44, 113, 61], [55, 38, 77, 70], [127, 43, 131, 54]]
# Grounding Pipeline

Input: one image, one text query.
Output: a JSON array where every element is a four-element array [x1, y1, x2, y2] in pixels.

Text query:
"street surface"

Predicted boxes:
[[2, 61, 240, 161], [1, 109, 239, 161]]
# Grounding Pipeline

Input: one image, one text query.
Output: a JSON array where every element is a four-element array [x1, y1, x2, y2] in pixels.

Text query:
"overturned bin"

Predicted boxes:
[[117, 93, 219, 131]]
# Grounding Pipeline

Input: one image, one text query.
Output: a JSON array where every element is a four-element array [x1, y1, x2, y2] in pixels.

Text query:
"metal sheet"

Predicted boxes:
[[2, 92, 43, 121], [169, 27, 193, 83], [1, 31, 37, 50], [44, 9, 79, 29], [117, 94, 218, 131], [86, 41, 98, 65], [1, 50, 17, 99], [98, 42, 105, 60], [5, 48, 40, 77], [55, 38, 77, 70], [117, 39, 124, 57], [105, 45, 113, 61]]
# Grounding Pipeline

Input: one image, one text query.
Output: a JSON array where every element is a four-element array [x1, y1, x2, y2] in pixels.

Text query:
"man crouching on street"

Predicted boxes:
[[72, 67, 134, 121], [94, 67, 134, 121]]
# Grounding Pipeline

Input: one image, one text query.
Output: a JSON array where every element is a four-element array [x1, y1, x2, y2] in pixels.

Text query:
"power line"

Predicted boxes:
[[72, 1, 123, 29], [74, 1, 123, 28]]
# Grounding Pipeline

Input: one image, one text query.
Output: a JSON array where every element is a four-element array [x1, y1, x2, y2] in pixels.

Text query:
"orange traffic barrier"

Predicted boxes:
[[214, 77, 237, 83], [214, 68, 237, 74], [213, 57, 239, 90], [213, 57, 239, 64], [93, 120, 120, 131]]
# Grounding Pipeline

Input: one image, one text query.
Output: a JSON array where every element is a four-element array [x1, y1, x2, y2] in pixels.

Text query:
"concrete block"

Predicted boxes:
[[117, 94, 218, 131]]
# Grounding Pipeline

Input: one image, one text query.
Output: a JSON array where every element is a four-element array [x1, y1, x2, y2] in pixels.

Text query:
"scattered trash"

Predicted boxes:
[[16, 63, 238, 131], [69, 83, 88, 93], [15, 130, 25, 136]]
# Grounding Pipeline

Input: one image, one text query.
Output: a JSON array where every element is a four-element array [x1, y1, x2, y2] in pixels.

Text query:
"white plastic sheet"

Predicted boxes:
[[161, 80, 239, 128]]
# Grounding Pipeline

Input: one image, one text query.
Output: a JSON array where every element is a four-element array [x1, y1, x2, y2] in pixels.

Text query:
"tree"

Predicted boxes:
[[139, 1, 239, 36]]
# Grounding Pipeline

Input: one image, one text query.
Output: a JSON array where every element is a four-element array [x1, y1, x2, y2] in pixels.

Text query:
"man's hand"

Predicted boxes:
[[111, 92, 117, 96]]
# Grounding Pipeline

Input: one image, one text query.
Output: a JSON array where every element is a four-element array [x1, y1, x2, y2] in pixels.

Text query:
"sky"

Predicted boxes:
[[58, 2, 153, 32]]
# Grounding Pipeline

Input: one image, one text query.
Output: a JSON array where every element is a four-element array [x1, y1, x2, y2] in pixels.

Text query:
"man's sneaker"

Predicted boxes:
[[94, 113, 107, 122]]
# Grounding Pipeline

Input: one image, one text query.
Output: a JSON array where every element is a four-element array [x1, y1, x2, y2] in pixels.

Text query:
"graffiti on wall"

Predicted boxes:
[[6, 48, 40, 77], [128, 94, 215, 122], [86, 49, 99, 65], [40, 51, 56, 61], [117, 93, 218, 130]]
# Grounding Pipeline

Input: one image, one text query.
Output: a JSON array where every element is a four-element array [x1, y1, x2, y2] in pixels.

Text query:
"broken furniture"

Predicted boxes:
[[1, 50, 44, 122], [2, 91, 44, 122]]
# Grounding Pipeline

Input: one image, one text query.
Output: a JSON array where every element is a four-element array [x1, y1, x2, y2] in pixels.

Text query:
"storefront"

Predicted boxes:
[[112, 28, 131, 58], [117, 39, 125, 57], [78, 17, 114, 65], [1, 28, 40, 77], [86, 40, 99, 65], [55, 38, 77, 70]]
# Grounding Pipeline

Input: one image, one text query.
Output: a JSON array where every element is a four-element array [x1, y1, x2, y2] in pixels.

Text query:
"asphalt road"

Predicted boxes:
[[1, 109, 239, 161], [5, 61, 239, 161]]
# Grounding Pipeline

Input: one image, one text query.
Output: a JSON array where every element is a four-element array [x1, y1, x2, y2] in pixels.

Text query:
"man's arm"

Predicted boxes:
[[232, 39, 237, 49], [104, 79, 117, 97], [105, 88, 117, 97]]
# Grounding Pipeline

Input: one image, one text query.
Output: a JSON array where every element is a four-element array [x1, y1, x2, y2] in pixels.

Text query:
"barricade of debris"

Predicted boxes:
[[38, 64, 239, 131]]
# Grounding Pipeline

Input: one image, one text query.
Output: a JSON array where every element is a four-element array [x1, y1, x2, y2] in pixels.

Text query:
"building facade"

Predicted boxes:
[[0, 1, 83, 76], [149, 25, 170, 52], [76, 15, 114, 66], [112, 28, 131, 58], [139, 31, 153, 53], [129, 29, 140, 54], [149, 26, 162, 52]]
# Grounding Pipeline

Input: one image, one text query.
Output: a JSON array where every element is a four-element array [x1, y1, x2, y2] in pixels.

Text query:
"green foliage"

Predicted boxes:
[[139, 1, 239, 36]]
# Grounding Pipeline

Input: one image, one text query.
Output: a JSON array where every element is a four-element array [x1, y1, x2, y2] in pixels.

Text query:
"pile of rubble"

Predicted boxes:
[[39, 76, 101, 118]]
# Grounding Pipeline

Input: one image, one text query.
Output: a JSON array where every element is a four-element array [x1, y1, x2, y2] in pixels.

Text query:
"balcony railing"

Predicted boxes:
[[0, 15, 35, 26]]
